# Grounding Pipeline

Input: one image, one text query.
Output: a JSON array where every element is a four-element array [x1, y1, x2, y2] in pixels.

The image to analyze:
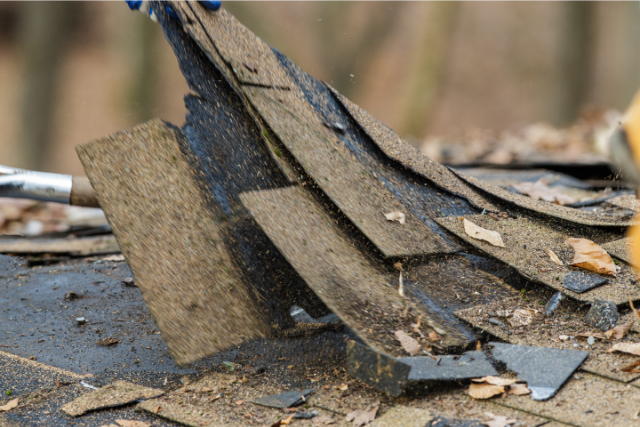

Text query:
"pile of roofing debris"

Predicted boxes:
[[4, 2, 640, 427]]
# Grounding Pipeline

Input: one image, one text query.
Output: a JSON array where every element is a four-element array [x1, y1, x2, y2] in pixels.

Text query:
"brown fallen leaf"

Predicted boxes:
[[546, 249, 563, 266], [384, 211, 405, 225], [558, 335, 569, 341], [428, 331, 440, 342], [338, 384, 349, 391], [512, 178, 576, 205], [154, 405, 162, 413], [394, 330, 420, 356], [508, 309, 536, 327], [468, 383, 505, 399], [484, 412, 518, 427], [463, 219, 505, 247], [281, 415, 295, 425], [115, 421, 150, 427], [472, 376, 518, 386], [621, 359, 640, 373], [0, 398, 18, 412], [96, 337, 119, 347], [507, 383, 531, 396], [566, 238, 616, 276], [346, 403, 378, 427], [605, 320, 633, 340], [608, 342, 640, 356]]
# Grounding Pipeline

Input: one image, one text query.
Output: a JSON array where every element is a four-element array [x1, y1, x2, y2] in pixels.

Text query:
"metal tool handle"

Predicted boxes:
[[0, 166, 99, 207]]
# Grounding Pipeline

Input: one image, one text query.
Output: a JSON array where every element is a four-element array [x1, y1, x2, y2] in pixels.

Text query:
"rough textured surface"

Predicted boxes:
[[346, 341, 410, 397], [451, 168, 634, 227], [490, 342, 589, 400], [585, 300, 619, 331], [601, 237, 635, 267], [241, 186, 470, 354], [173, 3, 290, 88], [455, 296, 640, 384], [77, 120, 271, 364], [496, 372, 640, 427], [562, 271, 609, 293], [370, 406, 433, 427], [436, 215, 635, 304], [243, 87, 457, 258], [327, 86, 498, 213], [398, 351, 497, 381], [250, 389, 315, 409], [60, 381, 162, 417], [607, 194, 639, 212]]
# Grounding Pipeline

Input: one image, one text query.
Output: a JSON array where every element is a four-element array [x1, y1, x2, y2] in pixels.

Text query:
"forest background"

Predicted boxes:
[[0, 1, 638, 175]]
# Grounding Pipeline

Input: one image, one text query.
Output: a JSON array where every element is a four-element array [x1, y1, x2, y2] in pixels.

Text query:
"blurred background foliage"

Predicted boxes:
[[0, 1, 639, 174]]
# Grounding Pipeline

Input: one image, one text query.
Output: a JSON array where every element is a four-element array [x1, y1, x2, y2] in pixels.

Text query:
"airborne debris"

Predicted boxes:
[[384, 211, 405, 225], [251, 389, 315, 409], [61, 381, 163, 416], [463, 218, 505, 247], [566, 238, 616, 276], [398, 351, 497, 381]]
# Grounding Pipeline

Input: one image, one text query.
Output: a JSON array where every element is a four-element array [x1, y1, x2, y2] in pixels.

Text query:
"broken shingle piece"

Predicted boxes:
[[562, 270, 609, 293], [346, 341, 411, 397], [489, 342, 588, 401], [61, 381, 163, 417], [585, 300, 619, 331], [250, 389, 315, 409], [398, 351, 497, 381]]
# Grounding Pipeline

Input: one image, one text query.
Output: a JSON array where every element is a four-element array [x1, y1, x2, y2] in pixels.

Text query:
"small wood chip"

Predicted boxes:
[[546, 249, 563, 266], [0, 398, 18, 412]]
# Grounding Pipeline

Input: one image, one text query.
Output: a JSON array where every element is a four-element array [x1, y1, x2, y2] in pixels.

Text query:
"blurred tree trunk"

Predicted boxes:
[[125, 13, 157, 123], [18, 1, 74, 171]]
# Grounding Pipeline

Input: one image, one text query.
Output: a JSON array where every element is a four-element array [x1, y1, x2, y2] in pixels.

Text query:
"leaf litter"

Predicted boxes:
[[463, 219, 505, 247], [384, 211, 405, 225], [512, 178, 576, 205], [468, 377, 528, 400], [394, 330, 420, 356], [0, 398, 18, 412], [345, 402, 378, 427], [484, 412, 518, 427], [566, 238, 616, 276]]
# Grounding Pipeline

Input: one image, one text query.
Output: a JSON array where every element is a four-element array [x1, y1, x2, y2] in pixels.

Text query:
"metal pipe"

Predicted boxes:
[[0, 173, 72, 204]]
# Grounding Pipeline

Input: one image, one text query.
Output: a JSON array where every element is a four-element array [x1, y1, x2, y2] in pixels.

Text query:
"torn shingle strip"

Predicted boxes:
[[60, 381, 163, 417]]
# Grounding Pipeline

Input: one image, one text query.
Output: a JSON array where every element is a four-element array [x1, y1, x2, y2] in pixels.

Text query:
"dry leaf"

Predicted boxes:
[[384, 211, 405, 225], [314, 415, 335, 425], [559, 335, 569, 341], [605, 320, 633, 340], [398, 272, 404, 297], [507, 383, 531, 396], [546, 249, 563, 266], [608, 342, 640, 356], [621, 360, 640, 373], [508, 309, 535, 327], [281, 415, 294, 425], [472, 376, 518, 386], [468, 383, 505, 399], [394, 330, 420, 356], [116, 421, 150, 427], [346, 403, 378, 427], [512, 178, 576, 205], [428, 331, 440, 342], [393, 262, 403, 271], [463, 219, 505, 247], [154, 406, 162, 413], [338, 384, 349, 391], [484, 412, 518, 427], [566, 238, 616, 276], [0, 398, 18, 412]]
